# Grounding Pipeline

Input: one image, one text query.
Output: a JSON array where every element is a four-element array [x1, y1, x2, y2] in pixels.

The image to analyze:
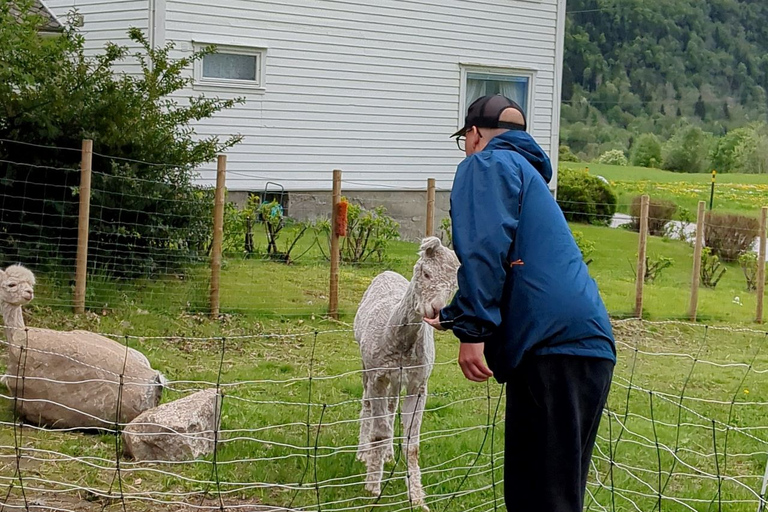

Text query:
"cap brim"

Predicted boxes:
[[450, 126, 468, 138]]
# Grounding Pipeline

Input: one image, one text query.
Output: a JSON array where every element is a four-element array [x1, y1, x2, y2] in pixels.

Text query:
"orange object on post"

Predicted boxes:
[[335, 199, 348, 237]]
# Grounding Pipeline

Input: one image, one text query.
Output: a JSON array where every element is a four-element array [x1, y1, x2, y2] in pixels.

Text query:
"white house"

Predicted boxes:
[[45, 0, 565, 236]]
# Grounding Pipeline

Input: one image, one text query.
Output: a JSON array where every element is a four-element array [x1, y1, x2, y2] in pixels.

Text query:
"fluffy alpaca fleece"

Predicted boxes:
[[0, 264, 165, 428], [354, 237, 459, 510]]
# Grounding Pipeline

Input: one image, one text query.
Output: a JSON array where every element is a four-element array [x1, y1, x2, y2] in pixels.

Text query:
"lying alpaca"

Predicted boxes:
[[354, 237, 459, 510], [0, 264, 164, 429]]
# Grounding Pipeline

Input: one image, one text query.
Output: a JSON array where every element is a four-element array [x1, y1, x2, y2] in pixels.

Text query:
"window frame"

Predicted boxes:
[[458, 65, 536, 132], [193, 42, 267, 92]]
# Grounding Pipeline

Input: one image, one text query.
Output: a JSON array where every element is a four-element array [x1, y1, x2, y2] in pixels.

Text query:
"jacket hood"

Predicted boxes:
[[485, 131, 553, 184]]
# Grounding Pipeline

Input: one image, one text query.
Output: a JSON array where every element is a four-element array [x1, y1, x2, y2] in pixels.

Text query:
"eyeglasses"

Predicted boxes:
[[455, 128, 481, 152]]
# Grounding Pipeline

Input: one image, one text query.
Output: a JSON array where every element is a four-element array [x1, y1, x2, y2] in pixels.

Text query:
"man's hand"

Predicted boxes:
[[423, 315, 446, 331], [458, 343, 493, 382]]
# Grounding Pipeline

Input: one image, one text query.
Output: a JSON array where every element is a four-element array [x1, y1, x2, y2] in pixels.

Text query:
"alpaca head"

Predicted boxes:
[[0, 265, 36, 307], [412, 237, 459, 320]]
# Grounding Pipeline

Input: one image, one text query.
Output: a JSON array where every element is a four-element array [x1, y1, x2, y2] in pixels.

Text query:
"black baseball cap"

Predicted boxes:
[[451, 94, 527, 138]]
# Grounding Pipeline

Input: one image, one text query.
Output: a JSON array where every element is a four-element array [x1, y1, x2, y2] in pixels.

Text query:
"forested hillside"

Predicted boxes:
[[560, 0, 768, 172]]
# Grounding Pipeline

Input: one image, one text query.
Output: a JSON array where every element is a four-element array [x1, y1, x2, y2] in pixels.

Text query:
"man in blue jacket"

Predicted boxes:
[[425, 95, 615, 511]]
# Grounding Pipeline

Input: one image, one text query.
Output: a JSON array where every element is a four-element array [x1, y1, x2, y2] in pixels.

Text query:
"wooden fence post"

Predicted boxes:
[[688, 201, 706, 322], [210, 155, 227, 319], [756, 206, 767, 324], [634, 194, 650, 319], [73, 139, 93, 314], [426, 178, 436, 238], [329, 170, 342, 320]]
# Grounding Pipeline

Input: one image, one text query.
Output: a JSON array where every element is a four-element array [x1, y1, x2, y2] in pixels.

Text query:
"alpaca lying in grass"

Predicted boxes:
[[0, 264, 165, 429], [354, 237, 459, 510]]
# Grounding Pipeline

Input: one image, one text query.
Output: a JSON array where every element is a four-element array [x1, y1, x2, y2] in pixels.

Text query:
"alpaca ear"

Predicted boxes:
[[420, 236, 442, 258]]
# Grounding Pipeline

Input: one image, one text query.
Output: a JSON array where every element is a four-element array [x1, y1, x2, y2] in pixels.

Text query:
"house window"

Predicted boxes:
[[465, 72, 530, 116], [194, 44, 266, 91]]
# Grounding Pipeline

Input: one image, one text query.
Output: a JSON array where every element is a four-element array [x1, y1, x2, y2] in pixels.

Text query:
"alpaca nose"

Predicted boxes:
[[22, 290, 33, 301]]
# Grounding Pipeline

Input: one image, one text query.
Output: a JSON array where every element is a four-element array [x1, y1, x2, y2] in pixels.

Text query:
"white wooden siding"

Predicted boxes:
[[165, 0, 561, 192], [45, 0, 150, 74]]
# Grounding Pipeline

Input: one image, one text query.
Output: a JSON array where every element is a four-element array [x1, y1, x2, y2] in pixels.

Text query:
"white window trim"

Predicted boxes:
[[193, 42, 267, 93], [458, 64, 537, 133]]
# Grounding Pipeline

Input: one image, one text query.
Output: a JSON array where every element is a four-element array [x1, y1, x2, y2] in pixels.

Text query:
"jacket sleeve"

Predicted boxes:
[[439, 153, 522, 343]]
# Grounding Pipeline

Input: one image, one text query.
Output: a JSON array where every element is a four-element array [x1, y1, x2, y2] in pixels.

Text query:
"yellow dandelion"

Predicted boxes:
[[744, 389, 750, 395]]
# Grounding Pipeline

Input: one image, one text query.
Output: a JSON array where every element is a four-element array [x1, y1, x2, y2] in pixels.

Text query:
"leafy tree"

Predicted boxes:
[[631, 133, 662, 167], [661, 124, 712, 172], [0, 0, 243, 277]]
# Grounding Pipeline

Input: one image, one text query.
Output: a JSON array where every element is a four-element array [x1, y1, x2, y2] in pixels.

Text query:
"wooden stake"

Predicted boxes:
[[634, 194, 650, 319], [210, 155, 227, 319], [756, 206, 767, 324], [329, 170, 342, 320], [688, 201, 706, 322], [426, 178, 436, 238], [73, 139, 93, 314]]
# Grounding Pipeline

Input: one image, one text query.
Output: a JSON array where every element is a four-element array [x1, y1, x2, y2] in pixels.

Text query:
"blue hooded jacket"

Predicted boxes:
[[439, 131, 616, 383]]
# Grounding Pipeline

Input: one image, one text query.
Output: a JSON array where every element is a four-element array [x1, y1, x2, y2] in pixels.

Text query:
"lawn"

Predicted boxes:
[[1, 216, 768, 511], [561, 162, 768, 217]]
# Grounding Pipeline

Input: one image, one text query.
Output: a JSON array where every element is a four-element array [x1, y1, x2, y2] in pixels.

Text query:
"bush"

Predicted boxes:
[[738, 252, 765, 292], [571, 230, 594, 265], [556, 167, 617, 225], [631, 133, 662, 168], [632, 254, 674, 283], [559, 144, 580, 162], [0, 4, 243, 277], [628, 197, 677, 237], [710, 123, 768, 174], [701, 247, 727, 288], [439, 217, 453, 248], [661, 124, 712, 172], [704, 213, 761, 261], [318, 200, 400, 263], [597, 149, 628, 166]]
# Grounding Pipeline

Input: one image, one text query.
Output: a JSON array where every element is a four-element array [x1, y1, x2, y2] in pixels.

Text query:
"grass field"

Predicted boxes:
[[561, 162, 768, 217], [2, 185, 768, 510]]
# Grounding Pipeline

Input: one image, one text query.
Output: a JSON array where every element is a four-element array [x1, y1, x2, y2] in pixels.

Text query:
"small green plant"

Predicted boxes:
[[439, 217, 453, 248], [597, 149, 628, 166], [631, 254, 674, 283], [738, 252, 765, 291], [257, 200, 312, 263], [318, 200, 400, 263], [701, 247, 727, 288], [571, 230, 594, 265]]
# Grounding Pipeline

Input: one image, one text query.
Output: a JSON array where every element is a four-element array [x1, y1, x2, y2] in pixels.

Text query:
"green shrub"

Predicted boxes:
[[701, 247, 727, 288], [556, 167, 617, 225], [738, 252, 765, 292], [643, 254, 674, 283], [0, 4, 243, 277], [559, 144, 580, 162], [439, 217, 453, 248], [571, 230, 594, 265], [318, 200, 400, 263], [710, 123, 768, 174], [704, 212, 761, 261], [631, 134, 662, 168], [628, 197, 677, 237], [661, 124, 712, 172], [597, 149, 628, 166]]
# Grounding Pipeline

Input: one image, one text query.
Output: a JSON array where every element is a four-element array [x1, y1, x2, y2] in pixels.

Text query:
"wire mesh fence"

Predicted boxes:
[[1, 321, 768, 511]]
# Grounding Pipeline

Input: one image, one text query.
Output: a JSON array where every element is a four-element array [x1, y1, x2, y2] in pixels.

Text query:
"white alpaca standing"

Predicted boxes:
[[354, 237, 459, 510]]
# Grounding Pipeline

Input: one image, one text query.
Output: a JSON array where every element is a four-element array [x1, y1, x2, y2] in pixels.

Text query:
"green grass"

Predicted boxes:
[[561, 162, 768, 217], [2, 221, 768, 511]]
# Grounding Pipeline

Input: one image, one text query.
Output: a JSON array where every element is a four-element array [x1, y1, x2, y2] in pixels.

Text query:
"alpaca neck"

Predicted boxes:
[[388, 280, 424, 350], [1, 302, 25, 344]]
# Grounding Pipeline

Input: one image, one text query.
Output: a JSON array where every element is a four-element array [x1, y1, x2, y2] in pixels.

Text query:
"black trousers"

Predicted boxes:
[[504, 355, 614, 512]]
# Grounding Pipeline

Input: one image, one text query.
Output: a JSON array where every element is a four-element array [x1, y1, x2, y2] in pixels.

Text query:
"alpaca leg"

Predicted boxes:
[[364, 373, 395, 496], [357, 370, 372, 462], [401, 382, 428, 511]]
